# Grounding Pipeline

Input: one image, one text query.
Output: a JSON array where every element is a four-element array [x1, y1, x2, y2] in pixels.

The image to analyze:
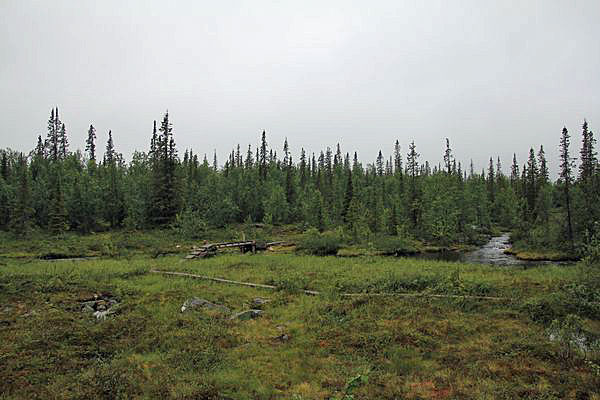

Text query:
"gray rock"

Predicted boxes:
[[250, 298, 270, 308], [230, 309, 263, 320], [273, 333, 290, 342], [181, 297, 230, 314], [93, 309, 114, 320]]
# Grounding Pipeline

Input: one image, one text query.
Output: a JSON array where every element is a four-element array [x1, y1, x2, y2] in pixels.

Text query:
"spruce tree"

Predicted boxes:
[[150, 112, 180, 225], [35, 135, 45, 159], [487, 157, 495, 205], [559, 127, 575, 251], [510, 153, 519, 188], [526, 148, 538, 216], [443, 138, 452, 174], [104, 130, 115, 164], [406, 141, 420, 229], [393, 140, 402, 174], [342, 169, 353, 222], [299, 148, 307, 187], [376, 150, 384, 176], [537, 145, 548, 185], [86, 124, 96, 162], [59, 123, 68, 159], [11, 154, 33, 235], [579, 120, 596, 182], [46, 108, 59, 161], [259, 130, 268, 180], [245, 144, 254, 169]]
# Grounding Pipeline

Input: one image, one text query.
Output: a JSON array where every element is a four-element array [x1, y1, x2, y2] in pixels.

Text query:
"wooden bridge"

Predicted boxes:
[[186, 240, 287, 259]]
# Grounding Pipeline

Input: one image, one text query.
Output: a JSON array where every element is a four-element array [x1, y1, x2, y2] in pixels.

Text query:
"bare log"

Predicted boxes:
[[149, 269, 506, 300]]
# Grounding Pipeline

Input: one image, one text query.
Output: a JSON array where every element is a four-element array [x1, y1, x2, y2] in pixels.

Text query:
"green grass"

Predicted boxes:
[[1, 234, 599, 399]]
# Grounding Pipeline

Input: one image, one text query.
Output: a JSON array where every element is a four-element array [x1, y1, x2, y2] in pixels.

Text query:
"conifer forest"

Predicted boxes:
[[1, 108, 599, 258]]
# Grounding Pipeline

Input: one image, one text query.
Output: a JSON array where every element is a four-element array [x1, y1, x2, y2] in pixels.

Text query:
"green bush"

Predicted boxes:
[[370, 234, 417, 256], [172, 208, 208, 239], [583, 232, 600, 266], [298, 228, 343, 256]]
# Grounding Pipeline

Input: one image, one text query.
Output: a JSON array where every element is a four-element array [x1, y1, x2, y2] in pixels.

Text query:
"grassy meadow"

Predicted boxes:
[[1, 231, 599, 399]]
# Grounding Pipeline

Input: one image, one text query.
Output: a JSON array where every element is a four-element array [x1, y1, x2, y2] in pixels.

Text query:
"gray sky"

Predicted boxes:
[[1, 0, 599, 176]]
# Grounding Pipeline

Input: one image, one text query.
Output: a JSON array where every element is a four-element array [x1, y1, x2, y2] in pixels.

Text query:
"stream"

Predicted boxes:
[[412, 233, 572, 267]]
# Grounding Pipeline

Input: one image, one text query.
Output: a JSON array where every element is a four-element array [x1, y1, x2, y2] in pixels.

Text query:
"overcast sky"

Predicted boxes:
[[1, 0, 599, 176]]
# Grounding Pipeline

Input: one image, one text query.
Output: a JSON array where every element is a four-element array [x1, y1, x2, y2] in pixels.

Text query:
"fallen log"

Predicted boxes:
[[149, 269, 507, 301]]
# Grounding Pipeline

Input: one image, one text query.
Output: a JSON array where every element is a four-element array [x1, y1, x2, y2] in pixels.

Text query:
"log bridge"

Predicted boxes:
[[186, 240, 288, 259]]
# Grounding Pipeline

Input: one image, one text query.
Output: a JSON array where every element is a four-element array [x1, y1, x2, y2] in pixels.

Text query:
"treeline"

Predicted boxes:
[[0, 108, 598, 253]]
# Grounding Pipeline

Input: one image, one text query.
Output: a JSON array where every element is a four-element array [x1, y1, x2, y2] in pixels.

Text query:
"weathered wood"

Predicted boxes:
[[149, 269, 507, 300]]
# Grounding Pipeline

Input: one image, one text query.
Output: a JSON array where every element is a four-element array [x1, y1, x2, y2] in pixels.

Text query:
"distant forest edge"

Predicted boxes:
[[1, 108, 599, 258]]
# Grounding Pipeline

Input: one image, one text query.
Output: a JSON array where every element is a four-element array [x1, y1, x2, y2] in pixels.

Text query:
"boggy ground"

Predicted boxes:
[[1, 245, 599, 399]]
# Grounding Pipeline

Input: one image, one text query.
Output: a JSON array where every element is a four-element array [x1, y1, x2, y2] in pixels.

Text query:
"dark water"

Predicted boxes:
[[411, 234, 572, 267]]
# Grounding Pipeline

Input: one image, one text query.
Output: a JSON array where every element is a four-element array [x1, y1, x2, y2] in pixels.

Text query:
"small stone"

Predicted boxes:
[[273, 333, 289, 342], [230, 309, 263, 321], [181, 297, 230, 313], [250, 298, 270, 308]]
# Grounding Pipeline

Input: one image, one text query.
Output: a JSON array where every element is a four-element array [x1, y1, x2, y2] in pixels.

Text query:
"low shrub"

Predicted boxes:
[[370, 234, 417, 256], [297, 228, 343, 256]]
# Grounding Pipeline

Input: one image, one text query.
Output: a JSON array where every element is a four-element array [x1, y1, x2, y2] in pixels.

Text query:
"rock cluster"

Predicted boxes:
[[80, 294, 119, 320]]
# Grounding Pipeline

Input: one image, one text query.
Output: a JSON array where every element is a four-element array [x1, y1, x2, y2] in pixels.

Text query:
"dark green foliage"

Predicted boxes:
[[559, 126, 575, 251], [371, 234, 416, 255], [11, 154, 33, 235], [298, 228, 343, 255], [85, 124, 96, 162], [48, 165, 68, 234], [150, 113, 181, 226], [1, 109, 599, 258]]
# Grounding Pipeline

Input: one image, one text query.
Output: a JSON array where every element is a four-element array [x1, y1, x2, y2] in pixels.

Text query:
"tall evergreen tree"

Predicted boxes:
[[537, 145, 548, 185], [299, 148, 307, 187], [559, 127, 575, 251], [406, 141, 421, 229], [393, 140, 402, 174], [526, 148, 538, 216], [579, 120, 597, 182], [104, 130, 115, 164], [86, 124, 96, 162], [46, 108, 59, 161], [443, 138, 452, 174], [376, 150, 384, 176], [487, 157, 495, 205], [59, 123, 68, 159], [11, 154, 33, 234], [150, 112, 180, 225], [259, 130, 268, 180], [342, 169, 353, 222]]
